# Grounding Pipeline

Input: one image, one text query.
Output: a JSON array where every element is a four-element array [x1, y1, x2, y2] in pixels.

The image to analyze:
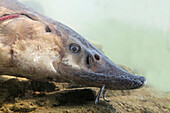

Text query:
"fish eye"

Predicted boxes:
[[69, 43, 81, 53]]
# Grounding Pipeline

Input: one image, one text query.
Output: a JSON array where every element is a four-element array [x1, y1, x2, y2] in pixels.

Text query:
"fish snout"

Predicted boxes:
[[82, 51, 147, 90], [135, 76, 147, 88], [103, 73, 147, 90]]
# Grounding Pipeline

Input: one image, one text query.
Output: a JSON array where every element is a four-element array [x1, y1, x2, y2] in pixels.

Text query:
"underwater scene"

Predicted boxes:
[[0, 0, 170, 112]]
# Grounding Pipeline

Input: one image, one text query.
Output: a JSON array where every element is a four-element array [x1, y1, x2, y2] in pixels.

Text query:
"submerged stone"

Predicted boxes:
[[55, 89, 96, 106]]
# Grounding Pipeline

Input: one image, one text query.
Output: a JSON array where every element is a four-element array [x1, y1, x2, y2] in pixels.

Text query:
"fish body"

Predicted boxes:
[[0, 0, 146, 90]]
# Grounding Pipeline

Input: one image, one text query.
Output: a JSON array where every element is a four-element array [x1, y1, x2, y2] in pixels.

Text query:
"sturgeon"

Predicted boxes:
[[0, 0, 146, 104]]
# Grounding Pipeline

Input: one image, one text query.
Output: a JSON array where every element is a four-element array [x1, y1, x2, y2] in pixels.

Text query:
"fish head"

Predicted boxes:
[[54, 30, 146, 90], [0, 0, 146, 90]]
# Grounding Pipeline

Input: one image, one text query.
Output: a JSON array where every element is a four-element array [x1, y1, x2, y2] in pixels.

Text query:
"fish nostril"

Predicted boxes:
[[86, 55, 92, 68], [45, 25, 52, 32], [94, 54, 100, 61], [86, 54, 100, 68], [86, 55, 90, 65]]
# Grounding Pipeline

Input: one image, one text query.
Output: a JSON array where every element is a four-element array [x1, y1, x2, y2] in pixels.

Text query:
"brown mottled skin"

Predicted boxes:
[[0, 0, 146, 90]]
